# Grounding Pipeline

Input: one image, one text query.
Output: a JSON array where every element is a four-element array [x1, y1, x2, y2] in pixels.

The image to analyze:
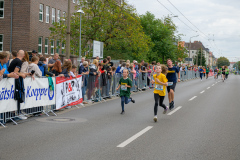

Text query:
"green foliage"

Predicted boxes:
[[49, 0, 151, 61], [233, 61, 240, 70], [216, 57, 230, 68], [193, 49, 206, 66]]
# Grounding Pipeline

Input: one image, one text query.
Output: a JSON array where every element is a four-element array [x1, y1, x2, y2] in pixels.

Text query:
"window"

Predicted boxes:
[[38, 37, 42, 54], [45, 38, 48, 54], [77, 0, 80, 5], [62, 42, 65, 54], [0, 1, 4, 18], [39, 4, 43, 22], [73, 0, 76, 3], [56, 40, 60, 54], [0, 34, 3, 51], [52, 8, 55, 24], [192, 51, 194, 53], [51, 40, 54, 55], [46, 6, 49, 23], [63, 12, 66, 21], [57, 10, 60, 23]]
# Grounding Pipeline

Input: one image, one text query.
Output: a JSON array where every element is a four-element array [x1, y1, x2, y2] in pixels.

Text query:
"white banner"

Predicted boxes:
[[0, 77, 56, 113], [56, 75, 83, 110]]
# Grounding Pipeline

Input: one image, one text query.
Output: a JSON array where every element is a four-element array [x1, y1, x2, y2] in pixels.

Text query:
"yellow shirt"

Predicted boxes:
[[153, 73, 168, 96]]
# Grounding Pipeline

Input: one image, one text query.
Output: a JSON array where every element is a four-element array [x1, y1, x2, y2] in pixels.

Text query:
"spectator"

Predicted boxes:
[[8, 50, 31, 78], [81, 61, 89, 104], [79, 57, 85, 67], [120, 62, 127, 73], [48, 53, 61, 71], [0, 51, 10, 74], [38, 57, 54, 77], [59, 60, 72, 77], [107, 56, 113, 67], [29, 50, 37, 61], [20, 51, 29, 73], [96, 56, 100, 61], [28, 56, 42, 78], [70, 65, 77, 77], [116, 60, 124, 74], [9, 50, 17, 65], [52, 60, 62, 76]]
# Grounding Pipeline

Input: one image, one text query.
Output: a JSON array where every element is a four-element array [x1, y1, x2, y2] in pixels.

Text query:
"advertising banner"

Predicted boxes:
[[56, 75, 83, 110]]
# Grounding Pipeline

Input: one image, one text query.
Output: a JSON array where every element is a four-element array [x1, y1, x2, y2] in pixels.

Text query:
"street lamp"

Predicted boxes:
[[188, 35, 199, 65], [77, 9, 84, 61]]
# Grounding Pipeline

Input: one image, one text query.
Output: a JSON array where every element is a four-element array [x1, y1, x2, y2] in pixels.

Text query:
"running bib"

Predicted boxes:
[[168, 82, 173, 86], [155, 84, 163, 91], [121, 85, 127, 91]]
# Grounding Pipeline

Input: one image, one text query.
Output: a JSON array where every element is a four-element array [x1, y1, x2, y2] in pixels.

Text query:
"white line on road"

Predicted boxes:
[[117, 126, 153, 148], [207, 87, 210, 89], [200, 90, 205, 94], [189, 96, 197, 101], [212, 84, 214, 86], [167, 106, 182, 115]]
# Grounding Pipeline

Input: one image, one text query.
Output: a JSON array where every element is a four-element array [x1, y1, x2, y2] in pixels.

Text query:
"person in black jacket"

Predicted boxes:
[[38, 57, 54, 77], [59, 60, 72, 77]]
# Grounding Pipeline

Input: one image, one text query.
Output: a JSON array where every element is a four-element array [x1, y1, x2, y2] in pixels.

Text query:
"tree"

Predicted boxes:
[[233, 61, 240, 71], [140, 12, 180, 63], [49, 0, 151, 61], [193, 49, 206, 66], [216, 57, 230, 68]]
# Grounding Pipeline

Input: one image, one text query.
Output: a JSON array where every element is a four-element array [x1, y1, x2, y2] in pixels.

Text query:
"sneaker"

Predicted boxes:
[[163, 107, 168, 114], [169, 101, 175, 110], [121, 111, 125, 115], [130, 97, 135, 103], [153, 115, 157, 122], [18, 114, 28, 120]]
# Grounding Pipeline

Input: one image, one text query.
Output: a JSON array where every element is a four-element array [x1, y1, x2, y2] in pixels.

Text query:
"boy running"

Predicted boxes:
[[166, 59, 180, 110], [151, 65, 168, 122], [116, 69, 135, 114]]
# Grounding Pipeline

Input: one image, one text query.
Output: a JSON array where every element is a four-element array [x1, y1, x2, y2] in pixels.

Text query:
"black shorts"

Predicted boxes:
[[167, 82, 176, 93]]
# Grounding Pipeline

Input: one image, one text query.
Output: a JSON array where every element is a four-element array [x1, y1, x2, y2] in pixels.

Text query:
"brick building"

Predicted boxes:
[[0, 0, 80, 61]]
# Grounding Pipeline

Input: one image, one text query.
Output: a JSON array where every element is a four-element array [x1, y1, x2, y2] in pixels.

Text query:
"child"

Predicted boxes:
[[28, 56, 42, 78], [199, 67, 204, 81], [116, 69, 135, 114], [151, 65, 168, 122], [70, 65, 78, 77]]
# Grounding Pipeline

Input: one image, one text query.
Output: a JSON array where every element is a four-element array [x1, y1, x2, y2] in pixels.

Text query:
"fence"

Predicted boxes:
[[0, 70, 211, 128]]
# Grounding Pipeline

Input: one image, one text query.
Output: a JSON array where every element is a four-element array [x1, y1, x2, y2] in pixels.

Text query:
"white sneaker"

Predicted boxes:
[[153, 115, 157, 122], [18, 114, 28, 120]]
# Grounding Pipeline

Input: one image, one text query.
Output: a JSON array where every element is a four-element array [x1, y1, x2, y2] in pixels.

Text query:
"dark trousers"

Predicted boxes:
[[200, 73, 203, 80], [154, 94, 166, 116], [121, 96, 131, 111]]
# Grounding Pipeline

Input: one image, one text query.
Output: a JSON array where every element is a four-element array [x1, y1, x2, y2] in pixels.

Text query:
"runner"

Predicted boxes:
[[203, 66, 206, 78], [206, 65, 210, 79], [222, 66, 226, 82], [116, 69, 135, 114], [225, 66, 229, 79], [151, 65, 168, 122], [199, 67, 204, 81], [214, 67, 218, 80], [166, 59, 180, 110]]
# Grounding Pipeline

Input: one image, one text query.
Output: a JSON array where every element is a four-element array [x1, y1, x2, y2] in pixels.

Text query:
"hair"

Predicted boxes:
[[85, 59, 90, 65], [39, 57, 46, 62], [72, 65, 77, 69], [160, 64, 168, 75], [62, 60, 72, 71], [0, 51, 9, 59], [103, 58, 107, 63], [126, 60, 130, 64], [152, 61, 156, 65], [22, 51, 29, 62], [141, 59, 144, 63], [31, 56, 39, 62], [53, 60, 62, 73], [92, 59, 98, 66], [11, 50, 17, 58], [121, 62, 126, 67], [129, 65, 133, 69], [166, 58, 172, 63], [123, 69, 129, 74], [126, 63, 130, 67], [107, 56, 111, 61], [119, 60, 124, 65], [144, 62, 148, 68], [83, 61, 88, 66]]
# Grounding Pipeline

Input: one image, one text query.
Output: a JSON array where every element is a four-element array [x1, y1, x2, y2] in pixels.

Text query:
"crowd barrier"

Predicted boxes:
[[0, 70, 208, 128]]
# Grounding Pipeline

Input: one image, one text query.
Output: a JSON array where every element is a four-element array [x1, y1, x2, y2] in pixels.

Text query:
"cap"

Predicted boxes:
[[32, 50, 37, 53]]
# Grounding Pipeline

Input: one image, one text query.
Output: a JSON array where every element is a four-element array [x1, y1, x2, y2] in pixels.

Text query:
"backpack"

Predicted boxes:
[[38, 64, 46, 76]]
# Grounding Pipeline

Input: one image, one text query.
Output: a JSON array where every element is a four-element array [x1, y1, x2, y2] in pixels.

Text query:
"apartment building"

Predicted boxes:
[[0, 0, 79, 59]]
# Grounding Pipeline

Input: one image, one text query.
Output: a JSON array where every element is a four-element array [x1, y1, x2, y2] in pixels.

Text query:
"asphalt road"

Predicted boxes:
[[1, 74, 240, 160]]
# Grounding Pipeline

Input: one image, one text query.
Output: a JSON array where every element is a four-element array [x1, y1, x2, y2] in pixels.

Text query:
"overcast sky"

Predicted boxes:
[[126, 0, 240, 62]]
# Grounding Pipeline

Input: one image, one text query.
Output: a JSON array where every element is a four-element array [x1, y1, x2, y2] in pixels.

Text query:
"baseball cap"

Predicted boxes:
[[32, 50, 37, 53]]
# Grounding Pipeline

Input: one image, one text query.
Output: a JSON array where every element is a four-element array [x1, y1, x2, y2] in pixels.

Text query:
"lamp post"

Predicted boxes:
[[188, 35, 199, 65], [77, 9, 84, 61]]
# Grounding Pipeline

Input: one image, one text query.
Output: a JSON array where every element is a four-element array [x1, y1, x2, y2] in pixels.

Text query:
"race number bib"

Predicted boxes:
[[155, 84, 163, 91], [121, 85, 127, 91], [168, 82, 173, 86]]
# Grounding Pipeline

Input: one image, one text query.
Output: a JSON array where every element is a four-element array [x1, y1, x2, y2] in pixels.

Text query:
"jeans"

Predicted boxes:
[[82, 86, 87, 101], [106, 79, 111, 97], [121, 96, 131, 111], [200, 73, 203, 80]]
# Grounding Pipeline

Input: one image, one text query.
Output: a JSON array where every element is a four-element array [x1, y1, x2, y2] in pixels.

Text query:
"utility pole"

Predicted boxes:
[[66, 0, 71, 59], [200, 47, 202, 66]]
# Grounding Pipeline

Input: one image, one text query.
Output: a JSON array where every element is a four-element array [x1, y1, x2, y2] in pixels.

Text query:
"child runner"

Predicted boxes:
[[199, 67, 204, 81], [116, 69, 135, 114], [214, 67, 218, 80], [222, 66, 226, 82], [225, 66, 229, 79], [151, 65, 168, 122]]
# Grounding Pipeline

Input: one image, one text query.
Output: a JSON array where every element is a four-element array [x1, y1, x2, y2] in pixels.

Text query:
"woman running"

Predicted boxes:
[[151, 65, 168, 122], [222, 66, 226, 82]]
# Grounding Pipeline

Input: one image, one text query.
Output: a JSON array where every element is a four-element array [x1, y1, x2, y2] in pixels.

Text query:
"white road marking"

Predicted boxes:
[[200, 90, 205, 94], [117, 126, 153, 148], [189, 96, 197, 101], [212, 84, 214, 86], [207, 87, 210, 89], [167, 106, 182, 115]]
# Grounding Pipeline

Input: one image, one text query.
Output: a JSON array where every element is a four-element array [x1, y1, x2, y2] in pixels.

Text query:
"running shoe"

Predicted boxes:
[[170, 101, 175, 110], [163, 107, 168, 114], [121, 111, 125, 115], [18, 114, 28, 120], [153, 115, 157, 122], [130, 97, 135, 103]]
